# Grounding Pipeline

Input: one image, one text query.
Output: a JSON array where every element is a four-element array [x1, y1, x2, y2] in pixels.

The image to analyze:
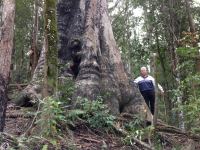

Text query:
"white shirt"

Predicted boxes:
[[134, 75, 164, 92]]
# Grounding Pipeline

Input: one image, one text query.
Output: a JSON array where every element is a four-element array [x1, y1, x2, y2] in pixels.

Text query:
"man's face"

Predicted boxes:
[[140, 68, 148, 77]]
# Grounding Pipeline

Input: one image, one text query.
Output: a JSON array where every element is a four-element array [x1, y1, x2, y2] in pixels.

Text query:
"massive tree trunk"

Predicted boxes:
[[0, 0, 15, 131], [57, 0, 151, 119]]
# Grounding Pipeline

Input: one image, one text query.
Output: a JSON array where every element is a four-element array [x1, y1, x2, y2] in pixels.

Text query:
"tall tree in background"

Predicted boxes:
[[185, 0, 195, 33], [0, 0, 15, 131], [13, 0, 34, 83], [0, 1, 2, 26], [30, 0, 39, 76], [16, 0, 58, 105], [43, 0, 58, 96]]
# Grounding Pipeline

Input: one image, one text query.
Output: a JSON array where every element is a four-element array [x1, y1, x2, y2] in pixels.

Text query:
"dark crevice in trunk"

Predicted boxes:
[[70, 56, 81, 79], [57, 0, 84, 62], [57, 0, 85, 80], [0, 75, 7, 131]]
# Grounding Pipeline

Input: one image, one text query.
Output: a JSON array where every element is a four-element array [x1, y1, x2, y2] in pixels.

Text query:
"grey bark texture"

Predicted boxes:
[[0, 0, 15, 131], [57, 0, 151, 120]]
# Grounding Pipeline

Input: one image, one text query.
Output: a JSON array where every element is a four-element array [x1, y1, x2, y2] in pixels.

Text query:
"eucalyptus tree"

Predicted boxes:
[[0, 0, 15, 131], [56, 0, 152, 120]]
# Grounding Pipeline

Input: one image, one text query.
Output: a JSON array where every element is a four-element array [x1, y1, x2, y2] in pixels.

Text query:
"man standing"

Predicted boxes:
[[134, 66, 164, 115]]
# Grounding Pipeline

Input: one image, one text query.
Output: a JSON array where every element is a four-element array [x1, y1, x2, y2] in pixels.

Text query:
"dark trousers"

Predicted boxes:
[[141, 90, 155, 115]]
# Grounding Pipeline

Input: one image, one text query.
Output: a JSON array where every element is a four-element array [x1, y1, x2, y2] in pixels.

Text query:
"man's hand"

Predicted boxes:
[[158, 90, 164, 96], [160, 91, 164, 96]]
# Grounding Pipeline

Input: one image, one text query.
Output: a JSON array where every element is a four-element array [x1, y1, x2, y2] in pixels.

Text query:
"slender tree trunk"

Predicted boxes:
[[30, 0, 39, 76], [152, 53, 158, 126], [0, 0, 15, 131], [0, 0, 2, 30], [185, 0, 195, 33], [168, 0, 185, 130], [43, 0, 58, 95], [154, 29, 172, 123], [57, 0, 151, 120]]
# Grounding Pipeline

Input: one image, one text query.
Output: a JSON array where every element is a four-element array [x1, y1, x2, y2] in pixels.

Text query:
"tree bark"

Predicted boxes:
[[15, 40, 46, 106], [57, 0, 151, 119], [0, 0, 15, 131], [43, 0, 58, 96], [185, 0, 195, 33], [30, 0, 39, 77]]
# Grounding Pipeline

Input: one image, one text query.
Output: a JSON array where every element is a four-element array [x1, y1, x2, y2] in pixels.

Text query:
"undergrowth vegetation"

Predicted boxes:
[[19, 79, 154, 149], [6, 81, 191, 149]]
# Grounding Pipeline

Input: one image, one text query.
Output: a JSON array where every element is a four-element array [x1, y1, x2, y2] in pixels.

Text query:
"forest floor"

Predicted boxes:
[[3, 100, 200, 150], [4, 101, 131, 150], [2, 86, 200, 150], [4, 101, 148, 150]]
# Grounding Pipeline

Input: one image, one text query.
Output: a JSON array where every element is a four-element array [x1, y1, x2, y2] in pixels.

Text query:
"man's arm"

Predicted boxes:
[[133, 76, 140, 84], [158, 83, 164, 93]]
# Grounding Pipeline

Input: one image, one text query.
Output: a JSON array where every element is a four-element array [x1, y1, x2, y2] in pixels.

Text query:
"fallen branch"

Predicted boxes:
[[6, 113, 33, 118], [112, 124, 153, 150], [78, 137, 101, 143], [0, 133, 19, 149], [9, 84, 28, 87], [156, 122, 200, 141], [8, 84, 28, 91]]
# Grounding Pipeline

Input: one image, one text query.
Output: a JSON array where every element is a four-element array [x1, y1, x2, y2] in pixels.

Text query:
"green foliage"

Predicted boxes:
[[12, 0, 34, 83], [36, 94, 116, 139], [177, 47, 199, 58], [66, 109, 86, 123], [110, 0, 149, 74], [58, 78, 75, 103], [58, 81, 115, 129], [42, 144, 48, 150], [36, 97, 67, 137], [123, 115, 153, 144], [67, 97, 116, 130], [172, 74, 200, 132], [12, 0, 45, 83]]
